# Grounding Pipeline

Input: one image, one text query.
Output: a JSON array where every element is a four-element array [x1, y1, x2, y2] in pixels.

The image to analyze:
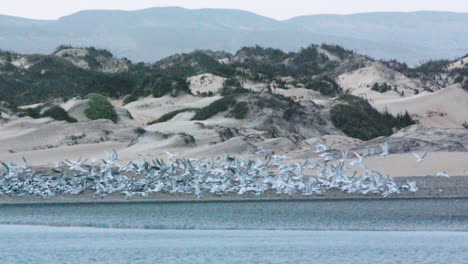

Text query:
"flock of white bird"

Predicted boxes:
[[0, 142, 431, 200]]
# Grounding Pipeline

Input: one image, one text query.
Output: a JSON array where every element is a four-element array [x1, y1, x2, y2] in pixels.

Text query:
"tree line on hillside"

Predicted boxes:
[[0, 44, 439, 140]]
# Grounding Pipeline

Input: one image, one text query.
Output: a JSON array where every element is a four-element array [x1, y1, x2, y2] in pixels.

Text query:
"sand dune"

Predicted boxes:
[[0, 142, 128, 167], [188, 73, 226, 95], [0, 87, 466, 177], [373, 84, 467, 128], [337, 61, 420, 101], [123, 94, 221, 125]]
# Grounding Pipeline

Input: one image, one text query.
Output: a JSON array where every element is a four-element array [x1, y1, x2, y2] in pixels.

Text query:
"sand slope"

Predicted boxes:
[[337, 61, 420, 101], [373, 84, 468, 128]]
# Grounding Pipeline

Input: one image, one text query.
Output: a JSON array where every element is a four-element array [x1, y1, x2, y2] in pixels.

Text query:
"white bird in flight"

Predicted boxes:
[[314, 143, 333, 153], [413, 152, 427, 163], [436, 171, 449, 177], [353, 151, 368, 162], [380, 142, 389, 157], [164, 151, 178, 160]]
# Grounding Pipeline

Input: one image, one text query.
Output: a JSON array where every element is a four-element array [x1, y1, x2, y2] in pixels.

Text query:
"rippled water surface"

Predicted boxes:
[[0, 199, 466, 263], [0, 199, 467, 230], [0, 226, 466, 264]]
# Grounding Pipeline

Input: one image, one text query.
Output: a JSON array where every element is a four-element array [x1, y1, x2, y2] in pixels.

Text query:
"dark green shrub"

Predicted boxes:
[[84, 93, 117, 122], [192, 96, 236, 120], [143, 73, 190, 98], [224, 78, 242, 87], [454, 76, 463, 83], [463, 80, 468, 91], [0, 62, 16, 72], [230, 102, 249, 119], [179, 132, 196, 145], [371, 82, 392, 93], [306, 77, 342, 96], [152, 78, 174, 98], [320, 44, 352, 59], [331, 95, 415, 140], [53, 44, 73, 53], [283, 107, 302, 121], [414, 59, 451, 75], [24, 107, 41, 119], [42, 106, 77, 123], [148, 108, 200, 125], [133, 127, 147, 135], [123, 93, 140, 105], [219, 86, 251, 96]]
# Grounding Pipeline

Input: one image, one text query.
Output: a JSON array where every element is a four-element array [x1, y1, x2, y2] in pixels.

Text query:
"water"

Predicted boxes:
[[0, 198, 467, 230], [0, 226, 466, 264], [0, 199, 467, 263]]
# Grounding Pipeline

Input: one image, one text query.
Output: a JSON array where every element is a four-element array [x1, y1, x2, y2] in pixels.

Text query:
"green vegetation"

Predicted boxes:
[[133, 127, 147, 136], [6, 44, 443, 139], [413, 59, 451, 75], [305, 77, 342, 97], [148, 108, 199, 125], [292, 45, 339, 76], [84, 93, 117, 122], [124, 70, 191, 103], [42, 106, 77, 123], [179, 132, 196, 145], [223, 78, 242, 87], [219, 86, 251, 96], [230, 102, 249, 119], [371, 82, 392, 93], [238, 46, 289, 63], [320, 44, 352, 59], [282, 106, 303, 121], [331, 94, 415, 140], [23, 107, 41, 119], [22, 105, 77, 123], [123, 93, 140, 105], [152, 74, 189, 98], [156, 50, 235, 77], [231, 44, 340, 79], [192, 96, 237, 120], [0, 54, 142, 105], [149, 96, 248, 123], [53, 45, 74, 53]]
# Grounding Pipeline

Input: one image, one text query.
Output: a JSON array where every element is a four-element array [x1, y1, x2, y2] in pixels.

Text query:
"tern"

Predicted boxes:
[[436, 171, 449, 177], [379, 142, 389, 157], [353, 151, 368, 162], [413, 152, 427, 163], [0, 147, 419, 199], [314, 143, 333, 153], [164, 151, 178, 160]]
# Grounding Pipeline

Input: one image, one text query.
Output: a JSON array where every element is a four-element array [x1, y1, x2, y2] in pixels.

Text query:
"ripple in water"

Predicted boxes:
[[0, 225, 466, 264], [0, 199, 466, 231]]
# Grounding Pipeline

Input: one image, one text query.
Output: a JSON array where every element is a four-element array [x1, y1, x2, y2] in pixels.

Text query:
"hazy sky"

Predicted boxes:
[[3, 0, 467, 20]]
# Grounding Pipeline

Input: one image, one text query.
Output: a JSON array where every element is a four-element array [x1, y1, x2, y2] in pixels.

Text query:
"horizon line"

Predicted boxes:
[[0, 6, 466, 22]]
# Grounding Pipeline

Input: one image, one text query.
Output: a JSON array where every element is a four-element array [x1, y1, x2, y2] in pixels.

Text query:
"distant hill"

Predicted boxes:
[[0, 8, 466, 65], [286, 11, 468, 64]]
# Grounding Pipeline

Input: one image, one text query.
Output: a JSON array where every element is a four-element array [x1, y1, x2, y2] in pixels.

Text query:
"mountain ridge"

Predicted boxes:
[[0, 8, 467, 65]]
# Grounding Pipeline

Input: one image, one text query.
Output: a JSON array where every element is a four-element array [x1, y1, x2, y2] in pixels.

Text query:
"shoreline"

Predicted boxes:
[[1, 176, 466, 205], [1, 195, 467, 206], [0, 223, 466, 233]]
